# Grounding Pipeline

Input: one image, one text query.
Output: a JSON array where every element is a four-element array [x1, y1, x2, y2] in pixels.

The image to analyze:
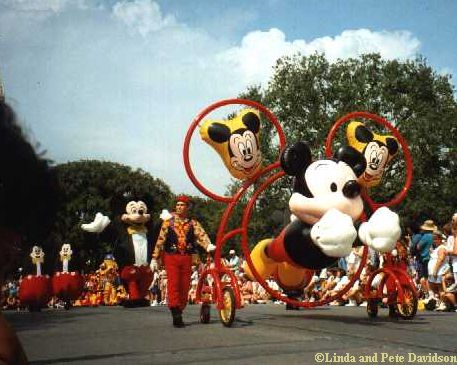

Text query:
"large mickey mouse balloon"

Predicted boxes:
[[243, 141, 401, 291], [200, 108, 262, 180]]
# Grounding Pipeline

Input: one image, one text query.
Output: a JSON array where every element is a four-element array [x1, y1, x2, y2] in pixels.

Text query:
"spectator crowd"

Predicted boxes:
[[2, 215, 457, 313]]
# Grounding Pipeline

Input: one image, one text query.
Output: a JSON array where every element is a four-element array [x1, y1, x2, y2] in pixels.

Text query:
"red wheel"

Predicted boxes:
[[396, 284, 418, 320]]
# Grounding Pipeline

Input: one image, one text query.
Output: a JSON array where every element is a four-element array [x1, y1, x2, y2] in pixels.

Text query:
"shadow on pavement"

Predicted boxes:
[[30, 352, 137, 364]]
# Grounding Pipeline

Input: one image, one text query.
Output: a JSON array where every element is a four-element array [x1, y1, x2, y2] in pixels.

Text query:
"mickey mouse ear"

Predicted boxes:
[[334, 146, 367, 177], [280, 141, 312, 176]]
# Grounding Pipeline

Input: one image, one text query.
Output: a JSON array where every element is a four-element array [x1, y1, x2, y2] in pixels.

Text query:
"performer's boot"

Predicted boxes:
[[170, 307, 185, 328]]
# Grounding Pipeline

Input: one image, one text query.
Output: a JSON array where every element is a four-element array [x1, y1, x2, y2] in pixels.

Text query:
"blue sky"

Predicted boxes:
[[0, 0, 456, 200]]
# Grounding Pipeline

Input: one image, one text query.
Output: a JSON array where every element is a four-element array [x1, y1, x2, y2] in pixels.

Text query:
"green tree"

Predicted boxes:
[[234, 53, 457, 238], [47, 160, 173, 272]]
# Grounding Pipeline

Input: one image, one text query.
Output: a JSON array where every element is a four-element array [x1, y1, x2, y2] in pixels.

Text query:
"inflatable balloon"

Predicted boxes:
[[200, 108, 262, 180], [346, 121, 399, 187], [52, 243, 84, 309], [244, 142, 400, 291], [19, 246, 51, 310]]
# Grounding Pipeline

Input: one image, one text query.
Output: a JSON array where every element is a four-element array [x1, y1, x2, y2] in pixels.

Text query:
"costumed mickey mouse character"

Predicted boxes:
[[118, 200, 154, 307], [244, 141, 401, 291]]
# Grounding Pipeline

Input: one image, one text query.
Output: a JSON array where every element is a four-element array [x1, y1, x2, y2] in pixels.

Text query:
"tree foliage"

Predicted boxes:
[[44, 160, 173, 272], [233, 53, 457, 240]]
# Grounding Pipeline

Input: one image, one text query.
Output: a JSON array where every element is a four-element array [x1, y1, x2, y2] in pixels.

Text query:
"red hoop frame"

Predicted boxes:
[[183, 98, 286, 203], [184, 105, 414, 310], [324, 111, 413, 211]]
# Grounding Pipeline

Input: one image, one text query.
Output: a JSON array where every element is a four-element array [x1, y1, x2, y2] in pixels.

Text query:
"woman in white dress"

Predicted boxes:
[[428, 230, 450, 306]]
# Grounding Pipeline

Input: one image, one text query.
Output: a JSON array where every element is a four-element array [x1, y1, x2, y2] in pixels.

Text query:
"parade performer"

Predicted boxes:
[[119, 200, 154, 306], [151, 195, 215, 327], [96, 254, 120, 305]]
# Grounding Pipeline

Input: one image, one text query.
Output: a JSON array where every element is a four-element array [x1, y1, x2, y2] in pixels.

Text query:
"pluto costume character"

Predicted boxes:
[[97, 254, 120, 306], [119, 200, 154, 306]]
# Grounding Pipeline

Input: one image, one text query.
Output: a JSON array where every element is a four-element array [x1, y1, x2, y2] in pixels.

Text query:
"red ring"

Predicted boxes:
[[325, 111, 413, 210], [183, 98, 286, 203]]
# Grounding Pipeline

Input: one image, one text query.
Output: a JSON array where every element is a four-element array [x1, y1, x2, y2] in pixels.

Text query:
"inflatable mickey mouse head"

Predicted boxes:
[[244, 141, 401, 290], [279, 142, 367, 267]]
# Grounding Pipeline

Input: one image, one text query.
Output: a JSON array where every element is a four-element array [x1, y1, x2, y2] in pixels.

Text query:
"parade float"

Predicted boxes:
[[51, 243, 84, 310], [183, 99, 416, 326], [19, 246, 52, 311]]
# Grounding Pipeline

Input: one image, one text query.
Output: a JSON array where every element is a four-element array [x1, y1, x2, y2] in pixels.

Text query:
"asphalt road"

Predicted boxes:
[[4, 304, 457, 365]]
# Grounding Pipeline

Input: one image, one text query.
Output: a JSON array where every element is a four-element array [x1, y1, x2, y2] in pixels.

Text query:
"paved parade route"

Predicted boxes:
[[5, 304, 457, 365]]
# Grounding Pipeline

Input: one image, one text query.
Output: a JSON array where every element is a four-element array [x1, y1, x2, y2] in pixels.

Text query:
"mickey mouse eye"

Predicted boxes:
[[238, 142, 246, 156], [330, 183, 337, 192], [132, 208, 138, 214]]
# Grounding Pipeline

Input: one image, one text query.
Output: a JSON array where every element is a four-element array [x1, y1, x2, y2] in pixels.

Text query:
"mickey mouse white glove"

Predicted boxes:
[[206, 243, 216, 252], [311, 208, 357, 258], [358, 207, 401, 253], [81, 212, 111, 233], [160, 209, 172, 221]]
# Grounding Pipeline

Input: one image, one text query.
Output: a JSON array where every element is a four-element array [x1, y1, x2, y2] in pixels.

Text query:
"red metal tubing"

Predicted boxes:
[[325, 111, 413, 210], [183, 98, 286, 203]]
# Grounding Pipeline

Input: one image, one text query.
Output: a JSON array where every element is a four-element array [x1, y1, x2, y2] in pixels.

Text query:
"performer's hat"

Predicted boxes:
[[176, 195, 192, 205], [420, 220, 437, 232]]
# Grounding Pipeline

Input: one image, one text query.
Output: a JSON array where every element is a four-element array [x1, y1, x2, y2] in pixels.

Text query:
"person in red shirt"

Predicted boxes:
[[151, 195, 215, 327]]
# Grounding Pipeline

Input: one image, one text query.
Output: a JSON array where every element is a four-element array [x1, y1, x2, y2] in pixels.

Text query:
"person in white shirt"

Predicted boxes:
[[428, 230, 450, 305], [227, 249, 240, 274]]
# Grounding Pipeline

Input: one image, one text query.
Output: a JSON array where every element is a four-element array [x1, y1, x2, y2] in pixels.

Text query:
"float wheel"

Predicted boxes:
[[396, 284, 417, 320], [367, 299, 378, 318], [219, 287, 235, 327]]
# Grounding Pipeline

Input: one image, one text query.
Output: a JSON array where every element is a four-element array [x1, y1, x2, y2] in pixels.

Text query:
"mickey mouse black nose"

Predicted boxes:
[[138, 209, 144, 215], [342, 180, 361, 198]]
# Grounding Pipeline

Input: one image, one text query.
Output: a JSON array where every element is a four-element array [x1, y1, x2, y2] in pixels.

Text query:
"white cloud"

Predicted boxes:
[[0, 1, 426, 195], [112, 0, 176, 37], [220, 28, 421, 87]]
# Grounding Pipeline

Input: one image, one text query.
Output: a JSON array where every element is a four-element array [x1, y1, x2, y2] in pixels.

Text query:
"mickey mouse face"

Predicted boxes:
[[346, 121, 399, 187], [290, 160, 364, 224], [305, 160, 360, 199], [121, 201, 151, 225], [30, 245, 44, 259], [200, 109, 262, 180], [229, 129, 261, 171], [364, 141, 389, 175], [281, 142, 366, 225], [60, 243, 72, 257]]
